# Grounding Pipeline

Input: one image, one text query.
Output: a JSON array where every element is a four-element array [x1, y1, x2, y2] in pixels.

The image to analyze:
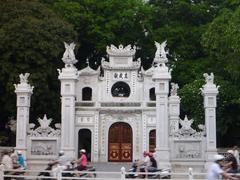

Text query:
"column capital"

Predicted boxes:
[[14, 73, 34, 94], [200, 72, 219, 96], [58, 66, 79, 81], [152, 64, 171, 81], [169, 95, 181, 102], [58, 66, 79, 97], [201, 84, 219, 96]]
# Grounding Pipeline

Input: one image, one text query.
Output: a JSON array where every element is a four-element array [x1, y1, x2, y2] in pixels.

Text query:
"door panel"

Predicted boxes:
[[109, 143, 120, 161], [121, 143, 131, 161], [108, 122, 132, 162]]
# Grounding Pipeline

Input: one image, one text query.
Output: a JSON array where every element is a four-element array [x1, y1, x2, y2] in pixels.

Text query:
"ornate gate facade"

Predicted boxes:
[[108, 122, 132, 162]]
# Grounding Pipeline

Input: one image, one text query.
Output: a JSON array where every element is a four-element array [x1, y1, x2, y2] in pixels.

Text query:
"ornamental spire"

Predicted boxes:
[[153, 40, 168, 65], [62, 42, 78, 67], [106, 44, 136, 56]]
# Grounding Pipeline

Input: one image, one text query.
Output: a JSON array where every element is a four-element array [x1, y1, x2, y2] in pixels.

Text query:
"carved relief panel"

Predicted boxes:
[[173, 141, 203, 159]]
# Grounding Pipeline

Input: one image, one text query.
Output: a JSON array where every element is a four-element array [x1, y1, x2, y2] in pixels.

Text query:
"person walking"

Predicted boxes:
[[207, 154, 237, 180]]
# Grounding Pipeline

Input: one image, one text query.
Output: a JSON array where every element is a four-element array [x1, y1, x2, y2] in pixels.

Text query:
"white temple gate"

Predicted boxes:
[[14, 41, 219, 169]]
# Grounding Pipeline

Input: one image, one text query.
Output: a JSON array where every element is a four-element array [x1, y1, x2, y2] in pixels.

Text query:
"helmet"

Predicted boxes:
[[214, 154, 224, 161], [17, 151, 22, 155], [80, 149, 86, 153], [58, 150, 64, 156], [143, 151, 149, 156]]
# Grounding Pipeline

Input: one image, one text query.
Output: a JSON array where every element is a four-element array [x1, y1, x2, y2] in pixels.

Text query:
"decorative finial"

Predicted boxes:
[[38, 114, 52, 129], [203, 72, 214, 84], [170, 83, 179, 96], [154, 40, 168, 64], [62, 42, 78, 67], [19, 73, 30, 84], [106, 44, 136, 56], [14, 73, 34, 92], [180, 116, 193, 131]]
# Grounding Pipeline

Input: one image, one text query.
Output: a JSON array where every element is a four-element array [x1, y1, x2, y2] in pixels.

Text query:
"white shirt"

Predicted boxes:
[[143, 156, 151, 167], [58, 155, 68, 166], [207, 162, 223, 180]]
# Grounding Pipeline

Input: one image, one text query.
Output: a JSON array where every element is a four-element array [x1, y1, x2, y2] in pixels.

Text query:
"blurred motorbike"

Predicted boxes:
[[125, 161, 171, 179], [37, 161, 96, 180]]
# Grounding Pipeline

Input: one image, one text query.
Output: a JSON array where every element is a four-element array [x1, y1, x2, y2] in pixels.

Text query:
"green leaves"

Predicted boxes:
[[179, 79, 205, 126], [0, 0, 239, 146], [49, 0, 153, 67], [0, 0, 77, 139], [202, 7, 240, 81]]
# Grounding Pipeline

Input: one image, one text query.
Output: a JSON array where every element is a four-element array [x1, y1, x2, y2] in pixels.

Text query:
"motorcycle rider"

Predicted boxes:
[[147, 153, 158, 172], [76, 149, 88, 171], [136, 151, 151, 178], [17, 151, 26, 169], [52, 150, 69, 177]]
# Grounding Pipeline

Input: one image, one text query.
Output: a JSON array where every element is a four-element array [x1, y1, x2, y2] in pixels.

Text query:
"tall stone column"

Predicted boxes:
[[152, 41, 171, 168], [169, 83, 180, 135], [14, 73, 34, 157], [201, 73, 219, 167], [58, 42, 79, 158]]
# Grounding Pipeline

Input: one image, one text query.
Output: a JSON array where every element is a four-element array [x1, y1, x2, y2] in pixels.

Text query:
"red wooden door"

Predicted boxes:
[[108, 122, 132, 162]]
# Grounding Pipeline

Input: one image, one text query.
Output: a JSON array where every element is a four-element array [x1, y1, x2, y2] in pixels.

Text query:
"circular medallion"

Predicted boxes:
[[111, 151, 118, 158], [123, 151, 130, 158]]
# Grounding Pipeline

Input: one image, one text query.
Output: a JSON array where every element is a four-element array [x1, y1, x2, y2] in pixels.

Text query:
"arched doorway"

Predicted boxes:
[[82, 87, 92, 101], [78, 129, 91, 161], [108, 122, 132, 162], [149, 129, 156, 153], [149, 88, 156, 101]]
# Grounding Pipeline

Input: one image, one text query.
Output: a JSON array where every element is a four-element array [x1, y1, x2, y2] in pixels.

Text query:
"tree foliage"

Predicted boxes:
[[44, 0, 154, 68], [0, 0, 239, 146], [0, 0, 77, 144], [202, 6, 240, 145]]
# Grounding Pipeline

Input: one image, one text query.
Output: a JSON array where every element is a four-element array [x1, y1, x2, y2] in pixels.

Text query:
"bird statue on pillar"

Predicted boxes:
[[154, 40, 168, 65], [62, 42, 78, 67], [19, 73, 30, 84]]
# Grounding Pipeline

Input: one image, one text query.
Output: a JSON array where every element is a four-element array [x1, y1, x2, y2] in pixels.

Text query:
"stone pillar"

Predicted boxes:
[[58, 42, 79, 158], [152, 41, 171, 168], [169, 84, 180, 135], [201, 73, 219, 167], [14, 73, 34, 157]]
